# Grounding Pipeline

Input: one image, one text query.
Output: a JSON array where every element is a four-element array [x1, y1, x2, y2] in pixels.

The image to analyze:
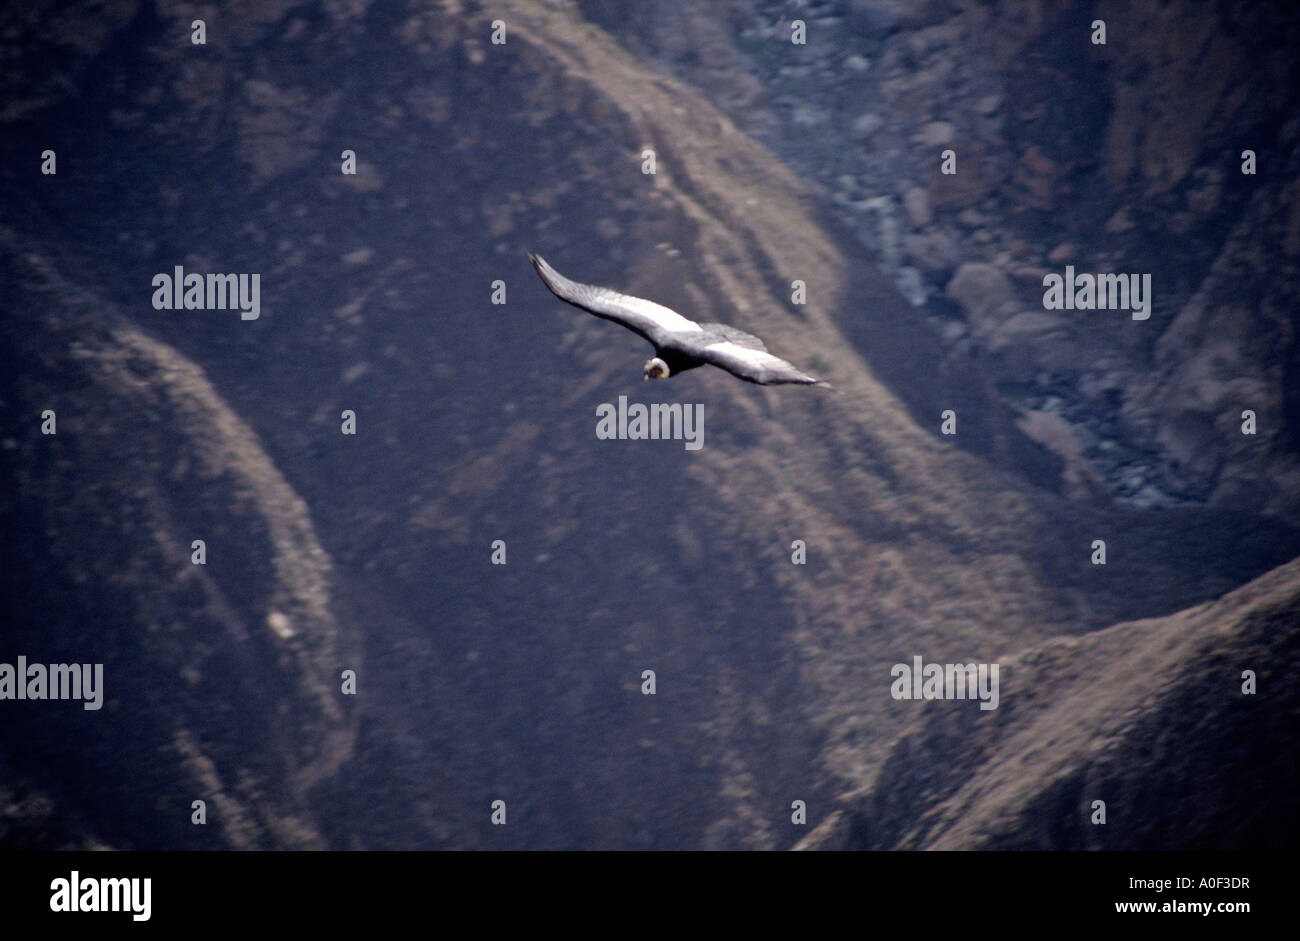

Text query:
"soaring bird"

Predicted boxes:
[[529, 253, 820, 385]]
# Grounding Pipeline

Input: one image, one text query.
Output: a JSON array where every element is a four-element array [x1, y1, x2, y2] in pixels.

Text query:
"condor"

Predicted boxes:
[[529, 253, 821, 386]]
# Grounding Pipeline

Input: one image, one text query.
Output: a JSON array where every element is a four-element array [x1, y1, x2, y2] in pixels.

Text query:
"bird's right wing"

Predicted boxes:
[[697, 322, 768, 351], [529, 253, 704, 348], [695, 339, 820, 385]]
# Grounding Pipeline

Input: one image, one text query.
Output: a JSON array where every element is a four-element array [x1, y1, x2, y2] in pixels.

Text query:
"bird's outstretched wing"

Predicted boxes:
[[529, 253, 703, 348], [697, 322, 767, 351], [695, 339, 820, 385]]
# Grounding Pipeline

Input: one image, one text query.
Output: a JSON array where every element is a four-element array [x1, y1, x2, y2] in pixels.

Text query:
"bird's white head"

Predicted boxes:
[[643, 357, 670, 380]]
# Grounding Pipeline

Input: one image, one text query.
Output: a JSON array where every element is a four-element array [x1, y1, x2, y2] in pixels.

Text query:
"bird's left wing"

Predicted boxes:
[[695, 339, 820, 385], [530, 253, 703, 348]]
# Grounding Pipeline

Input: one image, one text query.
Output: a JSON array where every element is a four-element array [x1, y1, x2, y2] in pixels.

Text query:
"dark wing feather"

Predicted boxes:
[[530, 253, 704, 348]]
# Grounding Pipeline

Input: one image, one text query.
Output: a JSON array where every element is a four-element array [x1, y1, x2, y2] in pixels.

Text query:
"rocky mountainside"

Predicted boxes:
[[588, 0, 1300, 519], [1, 0, 1296, 849]]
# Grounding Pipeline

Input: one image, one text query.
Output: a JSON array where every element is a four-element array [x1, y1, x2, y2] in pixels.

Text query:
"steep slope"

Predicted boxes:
[[819, 555, 1300, 850], [1, 231, 355, 849]]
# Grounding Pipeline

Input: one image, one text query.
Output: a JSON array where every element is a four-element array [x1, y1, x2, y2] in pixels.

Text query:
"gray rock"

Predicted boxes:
[[850, 112, 885, 139], [914, 120, 955, 146], [989, 311, 1070, 344], [1105, 206, 1135, 233], [902, 228, 960, 275], [903, 186, 932, 227], [983, 311, 1077, 374], [895, 266, 929, 307], [792, 103, 828, 126], [946, 262, 1016, 316], [938, 319, 967, 342], [1047, 242, 1075, 264]]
